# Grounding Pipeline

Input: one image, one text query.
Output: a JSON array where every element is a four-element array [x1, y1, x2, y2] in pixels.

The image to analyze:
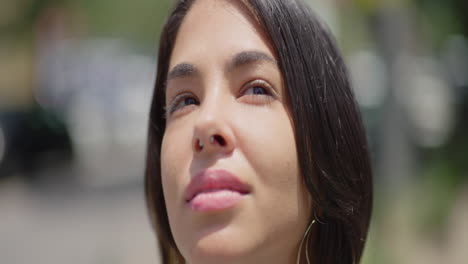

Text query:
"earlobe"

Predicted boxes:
[[313, 209, 326, 225]]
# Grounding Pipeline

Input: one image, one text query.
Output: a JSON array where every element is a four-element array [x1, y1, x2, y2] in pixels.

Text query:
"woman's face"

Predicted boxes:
[[161, 0, 311, 263]]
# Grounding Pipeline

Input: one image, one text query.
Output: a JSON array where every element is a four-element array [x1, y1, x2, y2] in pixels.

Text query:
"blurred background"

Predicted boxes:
[[0, 0, 466, 263]]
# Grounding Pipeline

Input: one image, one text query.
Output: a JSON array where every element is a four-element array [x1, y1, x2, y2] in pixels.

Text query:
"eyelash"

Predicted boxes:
[[239, 79, 276, 104], [164, 92, 199, 117], [165, 79, 276, 117]]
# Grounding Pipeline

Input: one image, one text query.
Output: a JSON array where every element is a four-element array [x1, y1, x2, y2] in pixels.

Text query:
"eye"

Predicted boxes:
[[245, 86, 268, 95], [239, 80, 276, 105], [166, 93, 199, 116]]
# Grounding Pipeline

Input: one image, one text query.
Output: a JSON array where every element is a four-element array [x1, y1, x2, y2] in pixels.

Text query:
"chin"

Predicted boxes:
[[188, 229, 254, 264]]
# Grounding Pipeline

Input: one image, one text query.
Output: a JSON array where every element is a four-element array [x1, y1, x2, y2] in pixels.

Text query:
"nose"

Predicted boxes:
[[192, 104, 235, 156]]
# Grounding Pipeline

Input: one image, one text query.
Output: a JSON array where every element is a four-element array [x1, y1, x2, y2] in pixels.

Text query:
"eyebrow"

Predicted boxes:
[[167, 63, 198, 81], [166, 50, 277, 82], [227, 50, 277, 72]]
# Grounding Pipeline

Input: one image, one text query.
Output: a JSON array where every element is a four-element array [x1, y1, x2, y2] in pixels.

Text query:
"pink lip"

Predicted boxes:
[[185, 169, 250, 212]]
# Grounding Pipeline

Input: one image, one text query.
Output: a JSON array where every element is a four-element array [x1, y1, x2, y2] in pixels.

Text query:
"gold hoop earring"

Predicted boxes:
[[296, 219, 315, 264]]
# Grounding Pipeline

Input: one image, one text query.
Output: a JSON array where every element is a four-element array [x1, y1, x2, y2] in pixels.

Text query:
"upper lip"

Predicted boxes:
[[185, 169, 250, 202]]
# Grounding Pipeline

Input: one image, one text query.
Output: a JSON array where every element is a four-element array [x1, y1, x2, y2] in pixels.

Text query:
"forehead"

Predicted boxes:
[[169, 0, 275, 70]]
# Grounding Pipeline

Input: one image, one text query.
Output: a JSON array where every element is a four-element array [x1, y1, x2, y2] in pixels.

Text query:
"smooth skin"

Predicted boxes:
[[161, 0, 312, 263]]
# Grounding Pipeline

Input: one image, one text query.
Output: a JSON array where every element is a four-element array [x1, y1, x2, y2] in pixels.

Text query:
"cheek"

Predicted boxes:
[[240, 108, 300, 186], [160, 127, 192, 212], [235, 105, 309, 211], [160, 136, 175, 208], [236, 106, 312, 242]]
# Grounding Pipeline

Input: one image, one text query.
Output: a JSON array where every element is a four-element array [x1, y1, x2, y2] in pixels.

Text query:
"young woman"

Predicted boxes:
[[145, 0, 373, 263]]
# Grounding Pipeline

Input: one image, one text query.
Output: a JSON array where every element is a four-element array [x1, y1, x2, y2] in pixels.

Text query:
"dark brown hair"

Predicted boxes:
[[145, 0, 373, 263]]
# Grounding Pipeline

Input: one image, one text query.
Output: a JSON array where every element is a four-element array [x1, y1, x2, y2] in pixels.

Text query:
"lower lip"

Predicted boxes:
[[189, 190, 247, 212]]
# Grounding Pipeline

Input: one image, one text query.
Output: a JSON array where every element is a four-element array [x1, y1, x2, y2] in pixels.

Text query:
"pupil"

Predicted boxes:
[[253, 87, 265, 95], [185, 97, 196, 105]]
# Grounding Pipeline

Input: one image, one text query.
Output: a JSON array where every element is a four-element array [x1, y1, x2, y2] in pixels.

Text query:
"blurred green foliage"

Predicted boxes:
[[1, 0, 173, 50], [77, 0, 172, 49]]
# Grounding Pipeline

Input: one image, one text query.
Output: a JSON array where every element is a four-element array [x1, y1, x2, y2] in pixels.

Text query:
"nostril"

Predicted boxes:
[[195, 139, 203, 151], [214, 135, 226, 146]]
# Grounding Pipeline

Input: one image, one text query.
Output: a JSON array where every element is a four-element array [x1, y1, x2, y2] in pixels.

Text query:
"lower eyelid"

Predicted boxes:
[[239, 93, 276, 106], [165, 96, 188, 115], [166, 102, 198, 118]]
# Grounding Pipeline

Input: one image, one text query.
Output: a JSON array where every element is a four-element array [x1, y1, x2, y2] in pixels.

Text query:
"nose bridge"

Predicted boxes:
[[192, 80, 235, 155], [197, 80, 229, 125]]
